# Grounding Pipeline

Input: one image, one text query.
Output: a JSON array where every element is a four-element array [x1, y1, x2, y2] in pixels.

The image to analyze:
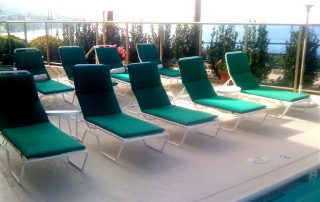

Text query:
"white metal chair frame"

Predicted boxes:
[[0, 110, 88, 185], [81, 119, 169, 162], [175, 87, 269, 132]]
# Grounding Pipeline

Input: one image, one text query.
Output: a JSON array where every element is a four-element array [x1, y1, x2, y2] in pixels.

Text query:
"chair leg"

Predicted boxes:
[[195, 124, 222, 138], [168, 128, 191, 147], [66, 151, 88, 171], [143, 133, 169, 152]]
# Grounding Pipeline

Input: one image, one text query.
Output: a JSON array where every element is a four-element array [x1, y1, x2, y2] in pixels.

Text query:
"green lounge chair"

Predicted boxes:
[[59, 46, 88, 82], [14, 48, 74, 102], [73, 64, 168, 161], [177, 56, 268, 131], [0, 71, 88, 184], [225, 51, 311, 118], [59, 46, 118, 87], [128, 62, 222, 147], [136, 43, 181, 86], [95, 46, 130, 94]]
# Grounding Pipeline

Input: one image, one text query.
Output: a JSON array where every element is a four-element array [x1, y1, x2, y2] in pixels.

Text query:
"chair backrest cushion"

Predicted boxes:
[[136, 43, 162, 64], [178, 56, 216, 100], [95, 47, 124, 70], [59, 46, 87, 80], [128, 62, 171, 110], [0, 72, 49, 130], [225, 51, 260, 90], [14, 50, 50, 78], [73, 64, 121, 118]]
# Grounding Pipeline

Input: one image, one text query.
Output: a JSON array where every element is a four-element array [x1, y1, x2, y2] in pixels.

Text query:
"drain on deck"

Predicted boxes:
[[247, 156, 269, 164]]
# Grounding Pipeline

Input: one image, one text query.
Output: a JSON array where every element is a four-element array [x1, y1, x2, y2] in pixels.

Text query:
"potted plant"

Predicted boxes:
[[215, 59, 233, 85]]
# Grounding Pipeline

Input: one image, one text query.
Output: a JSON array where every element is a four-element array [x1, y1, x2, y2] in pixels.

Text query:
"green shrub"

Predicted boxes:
[[29, 35, 63, 62], [0, 35, 25, 60]]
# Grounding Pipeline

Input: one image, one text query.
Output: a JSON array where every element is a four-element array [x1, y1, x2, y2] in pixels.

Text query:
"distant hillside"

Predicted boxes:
[[0, 2, 80, 21]]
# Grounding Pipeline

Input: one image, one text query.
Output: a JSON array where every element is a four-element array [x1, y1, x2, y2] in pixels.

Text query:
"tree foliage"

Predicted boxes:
[[246, 25, 271, 82], [208, 25, 238, 77], [172, 24, 199, 60], [29, 35, 63, 62], [0, 35, 25, 60], [129, 24, 147, 62], [283, 27, 320, 87]]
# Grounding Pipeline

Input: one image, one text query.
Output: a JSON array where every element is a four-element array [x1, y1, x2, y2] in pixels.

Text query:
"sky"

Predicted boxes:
[[1, 0, 319, 24]]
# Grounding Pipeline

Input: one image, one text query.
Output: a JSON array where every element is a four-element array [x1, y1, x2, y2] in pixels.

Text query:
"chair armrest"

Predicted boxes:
[[46, 110, 82, 116]]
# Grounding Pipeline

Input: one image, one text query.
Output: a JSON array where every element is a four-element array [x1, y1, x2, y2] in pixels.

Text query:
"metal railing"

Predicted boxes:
[[1, 20, 319, 94]]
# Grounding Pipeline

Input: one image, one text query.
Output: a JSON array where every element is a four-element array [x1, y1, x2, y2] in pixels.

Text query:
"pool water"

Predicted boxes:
[[253, 170, 320, 202]]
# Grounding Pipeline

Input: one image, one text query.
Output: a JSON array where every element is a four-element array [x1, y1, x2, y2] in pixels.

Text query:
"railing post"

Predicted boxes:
[[293, 26, 303, 92], [159, 24, 164, 62], [6, 22, 11, 54], [95, 22, 99, 45], [243, 24, 248, 52], [102, 11, 106, 45], [68, 23, 72, 46], [23, 22, 28, 47], [45, 22, 50, 65], [125, 23, 129, 65], [198, 23, 202, 56]]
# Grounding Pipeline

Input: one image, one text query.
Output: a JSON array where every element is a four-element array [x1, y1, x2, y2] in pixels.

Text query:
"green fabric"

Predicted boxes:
[[0, 73, 48, 130], [184, 79, 216, 101], [178, 56, 266, 113], [128, 62, 171, 110], [2, 122, 85, 159], [59, 46, 87, 81], [178, 56, 208, 82], [195, 96, 265, 114], [136, 43, 162, 64], [243, 87, 310, 102], [35, 80, 74, 95], [128, 62, 217, 126], [112, 81, 118, 86], [225, 52, 260, 90], [158, 68, 181, 77], [111, 72, 131, 83], [14, 51, 50, 79], [144, 105, 216, 126], [178, 56, 216, 100], [95, 47, 124, 69], [133, 86, 171, 110], [73, 64, 121, 118], [86, 113, 164, 138]]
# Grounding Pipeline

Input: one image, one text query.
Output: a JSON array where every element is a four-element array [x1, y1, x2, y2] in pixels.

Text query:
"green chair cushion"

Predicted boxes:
[[231, 71, 260, 90], [225, 52, 260, 89], [2, 122, 85, 159], [178, 56, 207, 82], [59, 46, 88, 81], [133, 86, 171, 110], [95, 47, 124, 69], [111, 72, 131, 83], [112, 81, 118, 86], [243, 87, 310, 102], [35, 80, 74, 95], [0, 73, 49, 130], [14, 51, 50, 78], [136, 43, 162, 64], [128, 62, 171, 110], [86, 113, 164, 138], [183, 79, 216, 101], [144, 105, 217, 126], [158, 68, 181, 77], [195, 96, 266, 114], [73, 64, 121, 118]]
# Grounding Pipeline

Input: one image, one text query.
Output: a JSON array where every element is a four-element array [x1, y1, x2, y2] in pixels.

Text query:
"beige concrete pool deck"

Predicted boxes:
[[0, 72, 320, 202]]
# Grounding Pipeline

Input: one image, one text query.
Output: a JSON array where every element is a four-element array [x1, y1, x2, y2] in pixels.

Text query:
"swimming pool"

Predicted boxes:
[[253, 169, 320, 202]]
